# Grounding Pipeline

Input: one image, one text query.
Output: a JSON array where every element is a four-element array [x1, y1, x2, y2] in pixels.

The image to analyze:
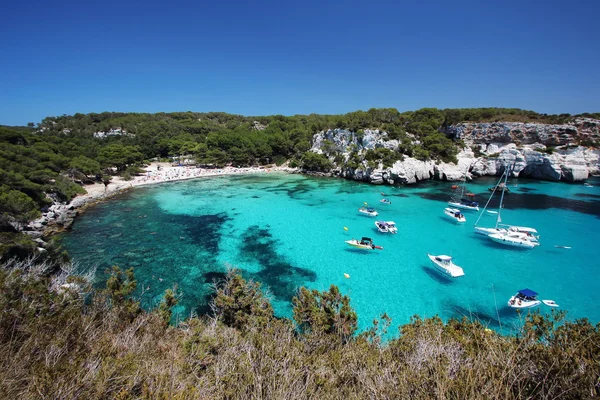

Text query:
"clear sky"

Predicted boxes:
[[1, 0, 599, 126]]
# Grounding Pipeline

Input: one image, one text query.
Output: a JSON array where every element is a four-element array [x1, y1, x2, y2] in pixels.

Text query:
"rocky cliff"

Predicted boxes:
[[309, 119, 600, 184]]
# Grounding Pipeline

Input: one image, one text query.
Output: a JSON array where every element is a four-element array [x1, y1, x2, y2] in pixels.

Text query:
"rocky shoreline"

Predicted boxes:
[[311, 119, 600, 185]]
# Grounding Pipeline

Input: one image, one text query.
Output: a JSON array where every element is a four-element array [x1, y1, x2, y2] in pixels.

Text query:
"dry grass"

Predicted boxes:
[[0, 259, 598, 399]]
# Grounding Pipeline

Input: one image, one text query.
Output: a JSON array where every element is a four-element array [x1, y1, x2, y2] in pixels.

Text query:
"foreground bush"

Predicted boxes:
[[0, 263, 598, 399]]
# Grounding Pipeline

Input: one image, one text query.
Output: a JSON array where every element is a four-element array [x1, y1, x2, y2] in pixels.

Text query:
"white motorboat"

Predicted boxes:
[[508, 289, 541, 309], [584, 183, 593, 187], [375, 220, 398, 234], [380, 198, 392, 204], [444, 207, 466, 223], [345, 237, 383, 250], [358, 206, 378, 217], [488, 232, 537, 249], [427, 254, 464, 277]]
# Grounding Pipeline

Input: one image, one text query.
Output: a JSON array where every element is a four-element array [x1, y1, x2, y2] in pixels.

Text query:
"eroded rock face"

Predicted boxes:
[[444, 118, 600, 146], [310, 121, 600, 184]]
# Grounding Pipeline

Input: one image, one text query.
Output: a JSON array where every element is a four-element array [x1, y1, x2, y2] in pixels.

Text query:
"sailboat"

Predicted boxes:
[[473, 166, 539, 248], [448, 173, 479, 211]]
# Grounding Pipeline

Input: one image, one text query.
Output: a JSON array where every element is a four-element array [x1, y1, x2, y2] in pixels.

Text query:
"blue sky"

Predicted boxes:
[[1, 0, 599, 125]]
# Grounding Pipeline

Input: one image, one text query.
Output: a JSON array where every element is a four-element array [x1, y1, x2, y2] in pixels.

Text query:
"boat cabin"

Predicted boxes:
[[360, 237, 374, 245], [515, 288, 538, 301]]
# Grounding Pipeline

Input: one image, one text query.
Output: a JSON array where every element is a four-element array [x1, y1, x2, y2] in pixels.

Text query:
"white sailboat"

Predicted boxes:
[[473, 166, 539, 248]]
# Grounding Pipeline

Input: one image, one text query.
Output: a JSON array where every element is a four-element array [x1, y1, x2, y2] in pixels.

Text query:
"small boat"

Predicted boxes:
[[584, 183, 594, 187], [380, 198, 392, 205], [448, 198, 479, 211], [488, 232, 537, 249], [508, 289, 542, 309], [489, 182, 510, 193], [375, 220, 398, 234], [358, 207, 378, 217], [542, 300, 559, 307], [444, 207, 466, 223], [345, 237, 383, 250], [427, 254, 465, 277]]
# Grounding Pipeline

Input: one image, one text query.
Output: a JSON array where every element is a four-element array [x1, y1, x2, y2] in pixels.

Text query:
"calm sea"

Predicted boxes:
[[60, 173, 600, 333]]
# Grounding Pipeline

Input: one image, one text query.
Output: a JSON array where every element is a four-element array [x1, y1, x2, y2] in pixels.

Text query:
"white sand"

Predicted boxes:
[[75, 162, 295, 204]]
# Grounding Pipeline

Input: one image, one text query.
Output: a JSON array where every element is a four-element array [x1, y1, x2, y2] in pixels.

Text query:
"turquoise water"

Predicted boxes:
[[60, 173, 600, 333]]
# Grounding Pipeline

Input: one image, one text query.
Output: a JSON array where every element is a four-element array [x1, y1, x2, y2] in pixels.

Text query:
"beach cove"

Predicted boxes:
[[59, 172, 600, 333]]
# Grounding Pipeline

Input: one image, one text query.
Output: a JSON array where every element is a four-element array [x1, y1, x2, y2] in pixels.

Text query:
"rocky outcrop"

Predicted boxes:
[[310, 121, 600, 185], [444, 118, 600, 146]]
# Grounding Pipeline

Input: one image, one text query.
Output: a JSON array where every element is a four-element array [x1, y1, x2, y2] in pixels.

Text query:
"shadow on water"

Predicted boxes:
[[574, 193, 600, 200], [448, 303, 520, 328], [239, 226, 316, 302], [517, 187, 537, 192], [419, 187, 600, 218], [421, 265, 453, 285]]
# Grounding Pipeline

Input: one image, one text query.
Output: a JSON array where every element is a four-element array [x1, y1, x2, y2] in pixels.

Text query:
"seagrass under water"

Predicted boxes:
[[60, 173, 600, 333]]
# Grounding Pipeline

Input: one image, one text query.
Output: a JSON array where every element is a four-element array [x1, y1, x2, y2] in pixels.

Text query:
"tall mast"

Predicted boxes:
[[495, 165, 510, 229]]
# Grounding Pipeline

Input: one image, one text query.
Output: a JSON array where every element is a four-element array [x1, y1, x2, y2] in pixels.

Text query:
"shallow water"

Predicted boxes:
[[60, 173, 600, 333]]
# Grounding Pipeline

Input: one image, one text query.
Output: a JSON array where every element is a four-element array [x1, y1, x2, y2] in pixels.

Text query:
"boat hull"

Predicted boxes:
[[508, 296, 541, 309], [444, 208, 466, 223], [488, 233, 536, 249], [448, 201, 479, 212]]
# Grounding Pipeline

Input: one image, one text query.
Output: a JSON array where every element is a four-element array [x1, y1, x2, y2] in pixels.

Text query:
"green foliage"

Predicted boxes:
[[104, 266, 141, 321], [157, 287, 179, 324], [0, 186, 40, 223], [301, 152, 333, 172], [213, 270, 274, 330], [292, 285, 358, 342], [363, 147, 403, 168]]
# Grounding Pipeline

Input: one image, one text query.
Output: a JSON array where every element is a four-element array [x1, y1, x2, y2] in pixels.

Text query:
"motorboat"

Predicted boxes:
[[345, 237, 383, 250], [508, 289, 541, 309], [380, 198, 392, 205], [584, 183, 594, 187], [358, 207, 378, 217], [448, 198, 479, 211], [444, 207, 466, 223], [375, 220, 398, 234], [427, 254, 465, 277], [488, 231, 537, 249]]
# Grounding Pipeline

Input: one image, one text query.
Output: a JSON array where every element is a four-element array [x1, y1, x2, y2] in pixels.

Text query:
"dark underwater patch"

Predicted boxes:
[[202, 271, 228, 283], [239, 225, 316, 302], [388, 193, 409, 198], [180, 212, 231, 254], [574, 193, 600, 200], [448, 303, 518, 328], [517, 187, 537, 192]]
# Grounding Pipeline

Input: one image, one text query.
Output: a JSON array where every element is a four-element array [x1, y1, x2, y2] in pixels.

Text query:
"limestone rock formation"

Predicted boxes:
[[310, 119, 600, 184]]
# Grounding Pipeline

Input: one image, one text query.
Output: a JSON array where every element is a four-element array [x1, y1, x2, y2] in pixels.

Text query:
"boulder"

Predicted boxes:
[[561, 165, 589, 182]]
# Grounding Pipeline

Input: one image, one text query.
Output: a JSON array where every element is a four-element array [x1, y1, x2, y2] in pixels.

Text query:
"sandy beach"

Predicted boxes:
[[73, 162, 296, 205], [25, 163, 296, 234]]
